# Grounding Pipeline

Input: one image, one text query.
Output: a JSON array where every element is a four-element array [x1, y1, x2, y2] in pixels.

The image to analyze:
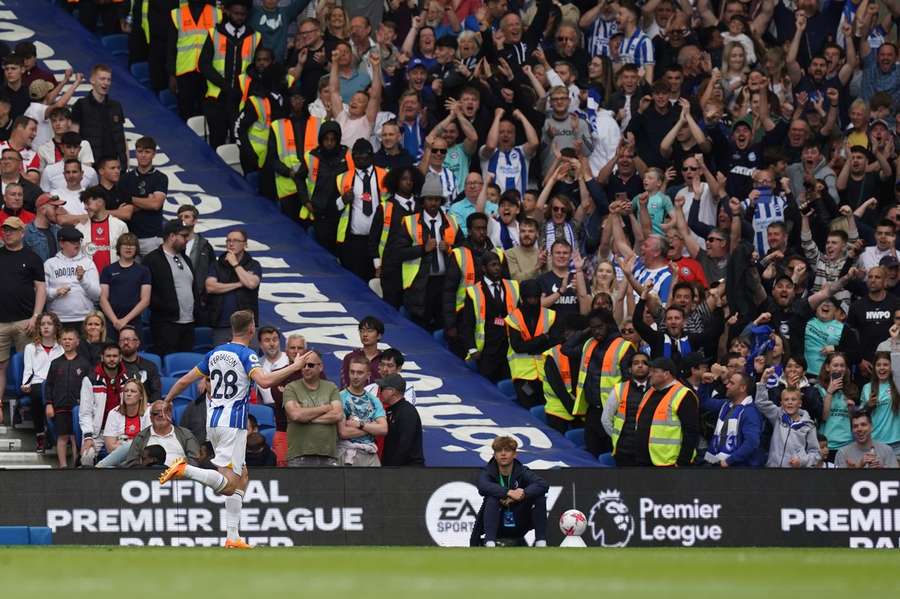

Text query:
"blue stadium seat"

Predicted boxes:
[[597, 453, 617, 468], [5, 351, 23, 398], [101, 34, 128, 59], [172, 402, 187, 426], [565, 428, 585, 448], [163, 352, 203, 377], [139, 352, 162, 372], [193, 327, 213, 352], [130, 62, 150, 87], [161, 376, 178, 396], [260, 427, 274, 447], [432, 329, 447, 348], [159, 89, 178, 112], [529, 405, 547, 423], [245, 170, 259, 192], [496, 378, 516, 401], [249, 403, 275, 429]]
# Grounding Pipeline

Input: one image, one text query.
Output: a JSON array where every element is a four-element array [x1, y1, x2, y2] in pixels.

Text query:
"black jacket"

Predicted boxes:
[[71, 93, 127, 169], [123, 355, 162, 403], [187, 233, 215, 323], [381, 399, 424, 466], [143, 246, 197, 324], [633, 300, 725, 367], [45, 353, 92, 411], [460, 279, 513, 356], [199, 21, 258, 107], [207, 251, 261, 326], [470, 457, 549, 546], [563, 331, 635, 410]]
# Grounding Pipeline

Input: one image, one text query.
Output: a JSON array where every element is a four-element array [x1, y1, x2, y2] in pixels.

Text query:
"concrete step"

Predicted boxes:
[[0, 451, 55, 467], [0, 438, 22, 451]]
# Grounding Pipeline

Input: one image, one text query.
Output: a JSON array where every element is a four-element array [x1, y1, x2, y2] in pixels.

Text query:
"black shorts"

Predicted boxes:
[[53, 412, 73, 436]]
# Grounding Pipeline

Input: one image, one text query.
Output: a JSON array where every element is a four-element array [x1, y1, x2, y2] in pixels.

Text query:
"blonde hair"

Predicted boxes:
[[119, 378, 149, 417], [82, 310, 107, 343]]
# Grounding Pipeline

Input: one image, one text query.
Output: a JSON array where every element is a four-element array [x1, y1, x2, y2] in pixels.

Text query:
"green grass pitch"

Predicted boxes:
[[1, 547, 899, 597]]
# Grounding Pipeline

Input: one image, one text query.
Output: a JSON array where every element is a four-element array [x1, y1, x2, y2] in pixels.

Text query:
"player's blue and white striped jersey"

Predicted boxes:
[[196, 342, 260, 430]]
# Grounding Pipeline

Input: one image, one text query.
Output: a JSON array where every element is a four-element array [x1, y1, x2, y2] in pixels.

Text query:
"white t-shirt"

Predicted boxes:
[[24, 102, 53, 152], [51, 186, 87, 215], [336, 109, 374, 151], [146, 426, 187, 466], [258, 353, 289, 405], [40, 161, 97, 193]]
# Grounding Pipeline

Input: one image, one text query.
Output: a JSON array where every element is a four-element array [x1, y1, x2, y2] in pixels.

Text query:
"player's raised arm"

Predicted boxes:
[[163, 367, 205, 404], [249, 350, 312, 389]]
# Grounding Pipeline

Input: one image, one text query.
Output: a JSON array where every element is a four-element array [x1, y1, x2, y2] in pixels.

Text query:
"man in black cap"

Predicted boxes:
[[505, 278, 559, 406], [336, 138, 387, 281], [632, 357, 699, 467], [142, 219, 197, 355], [379, 373, 424, 466]]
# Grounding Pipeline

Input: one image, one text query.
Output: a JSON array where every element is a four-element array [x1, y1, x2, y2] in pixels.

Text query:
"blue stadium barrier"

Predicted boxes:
[[163, 352, 203, 378], [564, 428, 585, 448], [0, 526, 29, 545], [28, 527, 53, 545]]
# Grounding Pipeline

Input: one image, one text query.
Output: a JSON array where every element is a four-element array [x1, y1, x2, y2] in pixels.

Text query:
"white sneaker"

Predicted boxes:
[[484, 541, 496, 547], [534, 540, 547, 547]]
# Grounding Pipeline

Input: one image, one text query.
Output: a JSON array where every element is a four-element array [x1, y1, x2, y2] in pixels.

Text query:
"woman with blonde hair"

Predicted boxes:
[[21, 312, 63, 453], [79, 310, 107, 365], [323, 4, 350, 44], [96, 378, 152, 468], [720, 42, 750, 96]]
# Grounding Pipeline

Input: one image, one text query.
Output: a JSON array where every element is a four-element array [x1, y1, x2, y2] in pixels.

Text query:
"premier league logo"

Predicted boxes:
[[587, 489, 635, 547]]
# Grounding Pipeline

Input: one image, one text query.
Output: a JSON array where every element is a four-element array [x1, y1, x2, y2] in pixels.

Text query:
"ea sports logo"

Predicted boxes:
[[425, 482, 484, 547], [588, 489, 634, 547]]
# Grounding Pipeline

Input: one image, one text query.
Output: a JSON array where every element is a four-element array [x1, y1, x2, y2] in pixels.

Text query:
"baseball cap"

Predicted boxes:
[[29, 79, 54, 101], [57, 225, 83, 242], [406, 57, 428, 72], [648, 357, 678, 376], [732, 118, 753, 132], [36, 193, 63, 209], [377, 373, 406, 393], [880, 254, 900, 269], [1, 216, 25, 230]]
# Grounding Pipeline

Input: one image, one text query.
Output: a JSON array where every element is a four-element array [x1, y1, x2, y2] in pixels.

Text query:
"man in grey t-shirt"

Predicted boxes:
[[835, 411, 899, 468]]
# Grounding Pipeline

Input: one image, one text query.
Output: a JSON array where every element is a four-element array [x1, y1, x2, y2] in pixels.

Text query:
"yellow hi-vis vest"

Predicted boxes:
[[205, 27, 260, 99], [139, 0, 150, 44], [504, 307, 556, 381], [610, 380, 633, 452], [246, 96, 272, 168], [542, 344, 574, 421], [376, 201, 396, 259], [634, 382, 695, 466], [467, 280, 520, 353], [449, 247, 506, 313], [171, 3, 221, 76], [572, 336, 632, 416], [270, 118, 301, 200], [400, 213, 458, 289], [335, 167, 388, 244]]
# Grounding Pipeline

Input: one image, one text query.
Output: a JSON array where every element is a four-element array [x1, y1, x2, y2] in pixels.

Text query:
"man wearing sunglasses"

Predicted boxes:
[[142, 219, 197, 356]]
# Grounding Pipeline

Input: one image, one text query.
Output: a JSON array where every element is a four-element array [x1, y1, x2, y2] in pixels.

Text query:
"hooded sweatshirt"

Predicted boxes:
[[44, 249, 100, 322], [309, 120, 350, 215], [755, 382, 820, 468]]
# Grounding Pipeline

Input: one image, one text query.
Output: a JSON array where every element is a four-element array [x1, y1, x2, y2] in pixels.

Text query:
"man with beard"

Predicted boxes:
[[506, 217, 543, 281], [118, 325, 162, 403], [142, 219, 197, 356], [602, 352, 651, 464]]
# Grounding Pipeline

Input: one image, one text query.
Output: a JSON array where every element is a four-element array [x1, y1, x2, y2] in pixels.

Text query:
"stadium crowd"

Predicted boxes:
[[2, 0, 900, 469]]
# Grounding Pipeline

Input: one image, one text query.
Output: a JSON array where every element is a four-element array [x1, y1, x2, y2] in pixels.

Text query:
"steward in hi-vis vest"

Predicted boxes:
[[506, 279, 559, 408], [167, 0, 221, 119], [633, 357, 700, 467], [460, 252, 520, 382], [600, 352, 651, 465], [541, 313, 587, 433], [562, 307, 635, 457]]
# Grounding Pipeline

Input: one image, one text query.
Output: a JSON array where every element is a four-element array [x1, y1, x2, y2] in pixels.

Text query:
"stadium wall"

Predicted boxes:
[[0, 1, 595, 468], [3, 469, 899, 548]]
